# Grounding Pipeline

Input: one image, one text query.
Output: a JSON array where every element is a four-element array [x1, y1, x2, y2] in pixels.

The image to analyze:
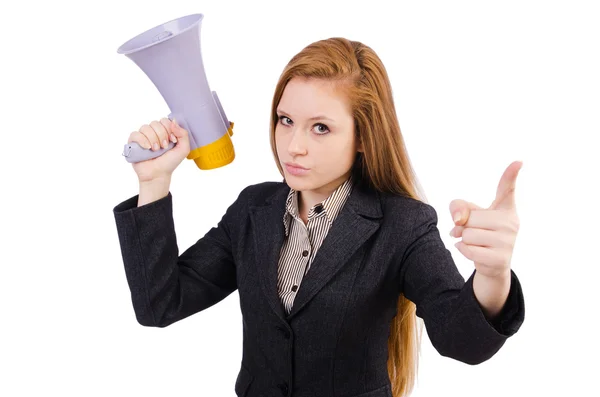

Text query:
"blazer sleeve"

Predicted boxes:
[[399, 203, 525, 365], [112, 188, 246, 328]]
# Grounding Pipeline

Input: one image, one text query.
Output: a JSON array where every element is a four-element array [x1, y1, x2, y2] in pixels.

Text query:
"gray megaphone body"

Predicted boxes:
[[117, 13, 235, 170]]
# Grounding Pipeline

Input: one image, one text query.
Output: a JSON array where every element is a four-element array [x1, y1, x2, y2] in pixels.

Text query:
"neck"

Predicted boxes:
[[298, 172, 351, 218]]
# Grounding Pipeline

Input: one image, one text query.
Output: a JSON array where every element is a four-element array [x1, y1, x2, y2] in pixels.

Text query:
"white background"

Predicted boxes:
[[1, 0, 598, 396]]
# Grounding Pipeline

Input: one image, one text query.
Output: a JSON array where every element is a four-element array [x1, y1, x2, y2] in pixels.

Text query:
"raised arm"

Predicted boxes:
[[113, 187, 247, 327], [399, 203, 525, 365]]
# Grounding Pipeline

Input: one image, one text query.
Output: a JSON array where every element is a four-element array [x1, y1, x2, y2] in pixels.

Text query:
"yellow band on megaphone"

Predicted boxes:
[[187, 122, 235, 170]]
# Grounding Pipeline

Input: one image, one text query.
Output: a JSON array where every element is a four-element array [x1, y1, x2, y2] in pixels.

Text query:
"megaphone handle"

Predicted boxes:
[[122, 141, 176, 163], [122, 113, 181, 163]]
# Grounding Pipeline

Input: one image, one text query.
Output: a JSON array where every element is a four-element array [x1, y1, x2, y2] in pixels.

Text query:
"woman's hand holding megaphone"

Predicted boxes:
[[128, 118, 190, 183]]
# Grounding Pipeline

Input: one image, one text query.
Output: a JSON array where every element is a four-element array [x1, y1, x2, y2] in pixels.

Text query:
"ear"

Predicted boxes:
[[356, 137, 364, 153]]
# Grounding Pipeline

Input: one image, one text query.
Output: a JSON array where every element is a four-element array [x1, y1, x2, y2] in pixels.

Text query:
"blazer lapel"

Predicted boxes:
[[249, 184, 290, 323], [287, 183, 382, 319], [248, 181, 383, 323]]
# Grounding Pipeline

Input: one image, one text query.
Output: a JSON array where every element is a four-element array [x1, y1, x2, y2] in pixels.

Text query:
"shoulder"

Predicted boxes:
[[377, 190, 439, 227], [235, 180, 289, 207], [221, 181, 287, 225]]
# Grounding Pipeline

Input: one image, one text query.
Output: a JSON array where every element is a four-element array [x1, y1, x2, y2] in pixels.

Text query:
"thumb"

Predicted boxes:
[[449, 199, 484, 226]]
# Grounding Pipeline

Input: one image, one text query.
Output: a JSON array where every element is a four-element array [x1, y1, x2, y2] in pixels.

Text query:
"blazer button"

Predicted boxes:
[[276, 325, 290, 339], [277, 382, 289, 395]]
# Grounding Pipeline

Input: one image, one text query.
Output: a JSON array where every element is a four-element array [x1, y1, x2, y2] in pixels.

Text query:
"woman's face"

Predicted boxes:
[[275, 77, 360, 196]]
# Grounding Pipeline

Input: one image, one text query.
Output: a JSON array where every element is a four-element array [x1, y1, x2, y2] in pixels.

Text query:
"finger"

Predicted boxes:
[[171, 118, 187, 139], [449, 225, 464, 238], [128, 131, 152, 149], [458, 227, 514, 249], [139, 124, 160, 151], [454, 242, 506, 269], [150, 120, 169, 149], [449, 199, 483, 226], [160, 118, 178, 143], [461, 209, 518, 232], [490, 160, 523, 211]]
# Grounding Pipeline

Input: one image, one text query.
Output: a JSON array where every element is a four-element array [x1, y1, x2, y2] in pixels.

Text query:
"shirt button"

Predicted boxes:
[[291, 285, 298, 292], [278, 382, 289, 395], [314, 204, 323, 213], [302, 250, 309, 257]]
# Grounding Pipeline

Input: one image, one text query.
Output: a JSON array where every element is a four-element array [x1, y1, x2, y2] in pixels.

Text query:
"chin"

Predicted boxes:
[[283, 174, 316, 191]]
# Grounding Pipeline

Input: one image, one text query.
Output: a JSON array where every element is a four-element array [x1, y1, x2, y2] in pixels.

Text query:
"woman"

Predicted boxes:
[[113, 37, 524, 397]]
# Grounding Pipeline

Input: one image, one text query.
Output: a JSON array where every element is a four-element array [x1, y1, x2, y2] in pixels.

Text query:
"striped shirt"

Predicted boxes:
[[277, 176, 354, 314]]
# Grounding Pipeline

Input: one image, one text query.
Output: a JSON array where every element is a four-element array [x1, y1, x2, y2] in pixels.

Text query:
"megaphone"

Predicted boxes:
[[117, 13, 235, 170]]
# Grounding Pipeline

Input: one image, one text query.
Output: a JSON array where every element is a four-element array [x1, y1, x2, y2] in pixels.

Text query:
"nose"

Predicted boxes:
[[287, 129, 308, 156]]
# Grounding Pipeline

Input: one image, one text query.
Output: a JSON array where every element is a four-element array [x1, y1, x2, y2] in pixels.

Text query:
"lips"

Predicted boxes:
[[285, 162, 308, 170], [284, 162, 310, 176]]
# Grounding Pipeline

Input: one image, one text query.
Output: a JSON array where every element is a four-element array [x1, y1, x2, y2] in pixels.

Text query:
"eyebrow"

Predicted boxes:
[[276, 109, 335, 122]]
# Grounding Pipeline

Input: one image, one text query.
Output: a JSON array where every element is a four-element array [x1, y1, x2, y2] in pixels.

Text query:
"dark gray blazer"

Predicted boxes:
[[113, 180, 524, 397]]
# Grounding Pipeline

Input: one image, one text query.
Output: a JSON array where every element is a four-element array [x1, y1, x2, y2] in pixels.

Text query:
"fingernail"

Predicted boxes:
[[162, 139, 168, 148], [153, 142, 159, 151], [453, 212, 462, 223], [171, 134, 177, 143]]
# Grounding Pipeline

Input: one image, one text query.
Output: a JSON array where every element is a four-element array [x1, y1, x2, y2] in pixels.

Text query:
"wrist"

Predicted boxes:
[[139, 175, 171, 188], [138, 176, 171, 207], [476, 267, 511, 281]]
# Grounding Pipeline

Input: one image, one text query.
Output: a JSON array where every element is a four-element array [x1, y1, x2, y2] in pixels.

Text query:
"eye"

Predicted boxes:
[[278, 115, 292, 126], [277, 116, 330, 135], [313, 123, 330, 135]]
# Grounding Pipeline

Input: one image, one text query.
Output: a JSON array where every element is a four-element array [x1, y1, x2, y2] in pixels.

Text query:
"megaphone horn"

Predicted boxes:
[[117, 13, 235, 170]]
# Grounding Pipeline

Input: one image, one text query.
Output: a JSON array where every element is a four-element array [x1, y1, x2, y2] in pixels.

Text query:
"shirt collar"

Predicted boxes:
[[283, 175, 354, 236]]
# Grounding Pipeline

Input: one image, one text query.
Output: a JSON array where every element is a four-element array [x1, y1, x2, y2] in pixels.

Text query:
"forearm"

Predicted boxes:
[[473, 269, 511, 321], [138, 176, 171, 207]]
